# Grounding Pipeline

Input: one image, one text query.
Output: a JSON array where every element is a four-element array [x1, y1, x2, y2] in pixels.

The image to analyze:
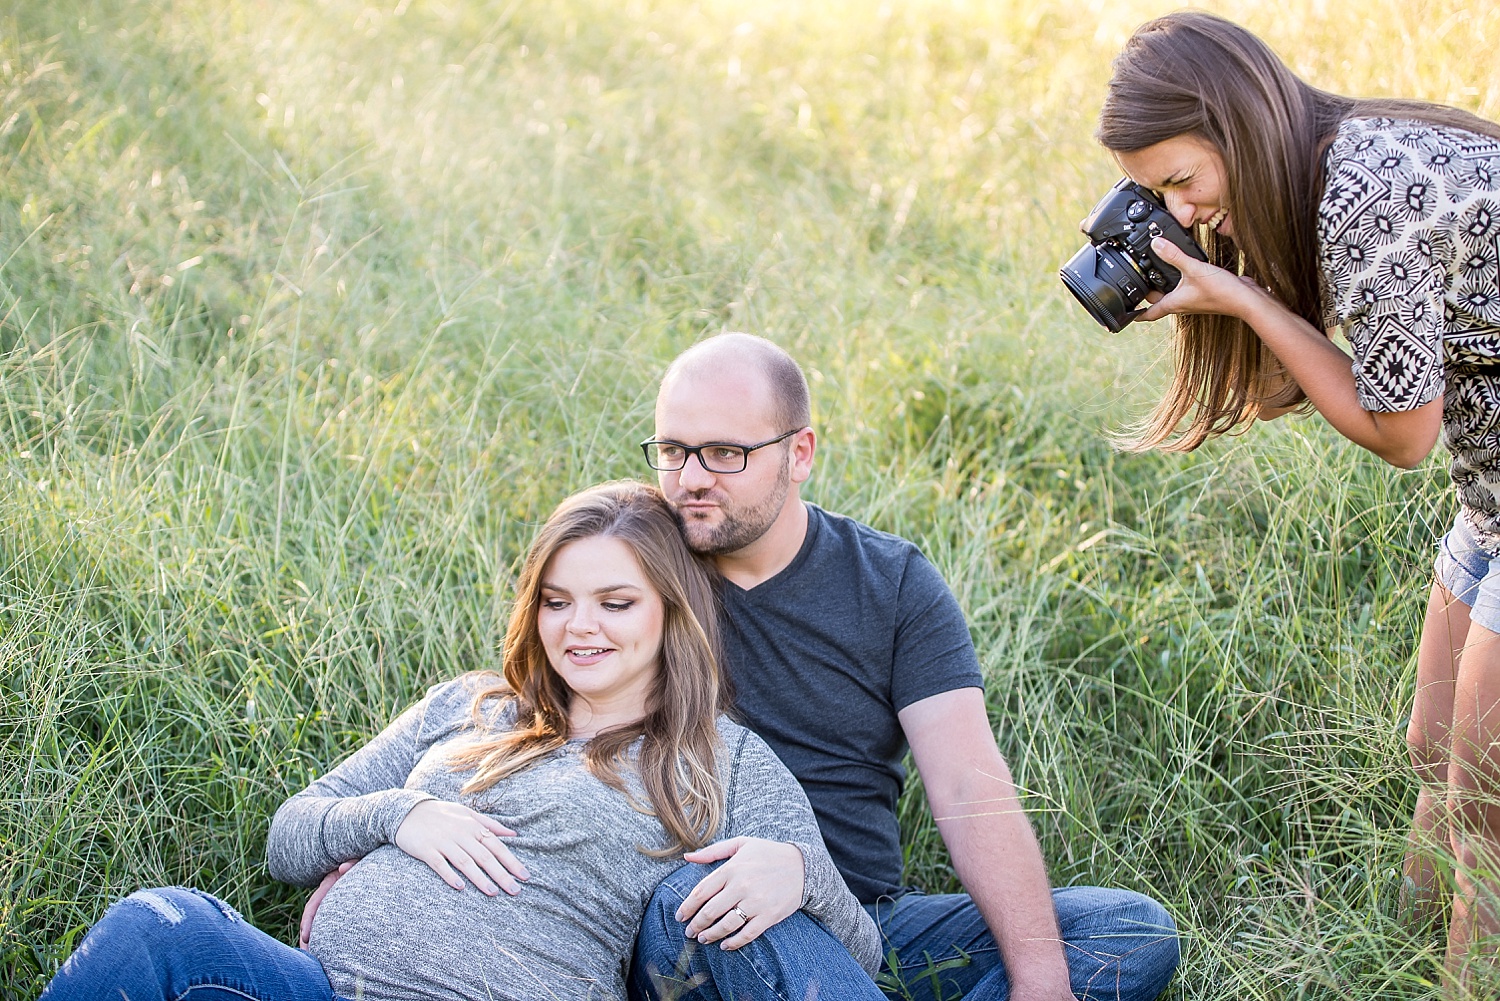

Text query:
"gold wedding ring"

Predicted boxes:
[[730, 905, 750, 927]]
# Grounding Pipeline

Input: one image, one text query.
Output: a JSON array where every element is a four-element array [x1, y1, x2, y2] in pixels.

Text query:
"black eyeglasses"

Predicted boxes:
[[639, 428, 805, 473]]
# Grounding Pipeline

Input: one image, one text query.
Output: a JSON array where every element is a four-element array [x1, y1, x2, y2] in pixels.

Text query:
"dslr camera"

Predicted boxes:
[[1059, 178, 1208, 332]]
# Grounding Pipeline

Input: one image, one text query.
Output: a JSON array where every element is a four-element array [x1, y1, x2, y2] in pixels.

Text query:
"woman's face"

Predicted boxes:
[[1115, 134, 1233, 239], [537, 535, 665, 726]]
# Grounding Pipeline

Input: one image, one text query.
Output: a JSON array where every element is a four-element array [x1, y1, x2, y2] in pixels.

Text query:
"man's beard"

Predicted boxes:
[[675, 463, 791, 557]]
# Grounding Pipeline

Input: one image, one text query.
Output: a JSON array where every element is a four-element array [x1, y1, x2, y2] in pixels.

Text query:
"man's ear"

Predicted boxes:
[[789, 427, 816, 485]]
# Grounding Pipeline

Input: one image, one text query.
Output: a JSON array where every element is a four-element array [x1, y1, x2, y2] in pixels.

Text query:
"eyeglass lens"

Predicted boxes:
[[645, 442, 747, 472]]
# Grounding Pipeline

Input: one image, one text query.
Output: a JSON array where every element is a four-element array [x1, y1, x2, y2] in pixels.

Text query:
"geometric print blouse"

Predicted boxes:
[[1318, 117, 1500, 550]]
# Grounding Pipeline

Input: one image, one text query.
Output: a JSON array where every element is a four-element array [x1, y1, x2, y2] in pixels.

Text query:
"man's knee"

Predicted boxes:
[[1111, 889, 1176, 938], [633, 863, 721, 999], [642, 863, 720, 937], [1062, 888, 1179, 1001], [1117, 891, 1179, 989]]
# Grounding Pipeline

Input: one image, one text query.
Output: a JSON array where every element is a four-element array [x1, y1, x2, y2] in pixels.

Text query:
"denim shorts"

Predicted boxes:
[[1434, 515, 1500, 634]]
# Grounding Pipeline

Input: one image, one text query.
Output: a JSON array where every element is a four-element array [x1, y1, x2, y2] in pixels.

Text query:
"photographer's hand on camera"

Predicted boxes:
[[1133, 236, 1275, 324], [1140, 236, 1441, 468]]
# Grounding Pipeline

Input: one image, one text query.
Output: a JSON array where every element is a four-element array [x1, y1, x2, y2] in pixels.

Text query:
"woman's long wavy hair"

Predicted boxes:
[[446, 481, 728, 858], [1098, 10, 1500, 451]]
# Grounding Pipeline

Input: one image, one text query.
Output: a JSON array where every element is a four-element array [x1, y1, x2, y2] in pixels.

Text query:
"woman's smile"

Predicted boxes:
[[538, 535, 666, 731]]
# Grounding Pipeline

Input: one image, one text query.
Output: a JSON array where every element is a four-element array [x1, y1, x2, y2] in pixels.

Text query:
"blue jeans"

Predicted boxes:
[[629, 863, 887, 1000], [1435, 514, 1500, 632], [40, 886, 340, 1001], [869, 887, 1178, 1001], [630, 870, 1178, 1001]]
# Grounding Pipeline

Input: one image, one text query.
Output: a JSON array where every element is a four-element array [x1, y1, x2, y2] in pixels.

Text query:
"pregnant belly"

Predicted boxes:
[[308, 845, 637, 1001]]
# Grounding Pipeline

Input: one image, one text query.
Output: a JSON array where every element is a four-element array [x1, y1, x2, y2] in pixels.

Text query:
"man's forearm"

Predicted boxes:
[[936, 786, 1070, 998], [902, 689, 1072, 999]]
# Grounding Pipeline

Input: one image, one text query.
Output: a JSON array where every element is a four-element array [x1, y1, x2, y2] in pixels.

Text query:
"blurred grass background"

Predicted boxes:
[[4, 0, 1499, 996]]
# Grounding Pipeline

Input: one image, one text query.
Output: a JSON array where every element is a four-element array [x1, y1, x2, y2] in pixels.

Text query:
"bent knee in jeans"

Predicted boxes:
[[122, 887, 242, 926], [66, 886, 242, 965], [631, 862, 881, 1001], [640, 862, 721, 939], [655, 862, 720, 906], [43, 885, 334, 1001]]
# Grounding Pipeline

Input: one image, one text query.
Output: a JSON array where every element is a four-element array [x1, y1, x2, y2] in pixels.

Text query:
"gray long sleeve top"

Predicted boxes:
[[267, 676, 880, 1001]]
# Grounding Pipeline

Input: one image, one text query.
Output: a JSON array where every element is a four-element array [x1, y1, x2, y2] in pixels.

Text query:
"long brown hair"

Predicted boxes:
[[1097, 10, 1500, 450], [447, 481, 728, 857]]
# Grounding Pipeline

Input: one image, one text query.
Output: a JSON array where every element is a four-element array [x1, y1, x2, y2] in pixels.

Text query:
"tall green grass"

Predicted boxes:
[[4, 0, 1499, 997]]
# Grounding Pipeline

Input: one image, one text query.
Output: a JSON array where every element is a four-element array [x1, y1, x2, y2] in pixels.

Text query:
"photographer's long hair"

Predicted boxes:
[[1098, 10, 1500, 451], [447, 481, 729, 858]]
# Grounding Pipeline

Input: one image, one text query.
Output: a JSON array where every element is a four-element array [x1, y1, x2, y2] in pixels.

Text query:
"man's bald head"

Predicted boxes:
[[659, 333, 811, 432]]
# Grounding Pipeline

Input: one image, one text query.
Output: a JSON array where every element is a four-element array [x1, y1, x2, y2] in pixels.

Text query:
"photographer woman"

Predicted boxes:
[[38, 481, 880, 1001], [1095, 9, 1500, 988]]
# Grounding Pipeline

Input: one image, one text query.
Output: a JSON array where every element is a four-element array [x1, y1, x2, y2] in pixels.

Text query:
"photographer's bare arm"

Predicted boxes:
[[901, 688, 1072, 1001], [1144, 237, 1442, 468]]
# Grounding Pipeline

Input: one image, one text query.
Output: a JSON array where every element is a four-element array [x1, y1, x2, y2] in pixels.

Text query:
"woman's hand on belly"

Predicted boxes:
[[300, 860, 354, 948], [395, 800, 531, 895]]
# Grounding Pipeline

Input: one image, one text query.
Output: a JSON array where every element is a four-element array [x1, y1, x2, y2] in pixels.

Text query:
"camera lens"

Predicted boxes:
[[1059, 243, 1148, 332]]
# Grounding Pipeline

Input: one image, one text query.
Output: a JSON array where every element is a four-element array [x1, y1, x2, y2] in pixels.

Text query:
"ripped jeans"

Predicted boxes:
[[39, 886, 342, 1001]]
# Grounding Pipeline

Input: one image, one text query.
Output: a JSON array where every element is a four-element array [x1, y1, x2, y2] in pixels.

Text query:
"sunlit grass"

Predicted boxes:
[[5, 0, 1500, 997]]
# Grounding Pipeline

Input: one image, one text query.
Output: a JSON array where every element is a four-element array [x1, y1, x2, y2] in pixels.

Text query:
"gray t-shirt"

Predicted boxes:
[[267, 675, 879, 1001], [720, 504, 985, 903]]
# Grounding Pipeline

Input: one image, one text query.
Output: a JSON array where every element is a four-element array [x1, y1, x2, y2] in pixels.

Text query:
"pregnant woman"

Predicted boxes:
[[39, 481, 880, 1001]]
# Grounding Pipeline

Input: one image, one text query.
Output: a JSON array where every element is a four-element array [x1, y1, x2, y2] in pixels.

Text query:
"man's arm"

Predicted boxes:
[[900, 687, 1072, 1001]]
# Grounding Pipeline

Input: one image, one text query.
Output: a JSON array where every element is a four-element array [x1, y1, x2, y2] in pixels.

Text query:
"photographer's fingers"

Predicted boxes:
[[1150, 235, 1191, 265], [1145, 237, 1248, 319], [1129, 290, 1166, 322], [1150, 237, 1208, 287]]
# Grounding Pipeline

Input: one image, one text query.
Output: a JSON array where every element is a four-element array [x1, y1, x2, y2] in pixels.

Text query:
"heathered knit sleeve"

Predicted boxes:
[[266, 679, 475, 887], [722, 726, 882, 975]]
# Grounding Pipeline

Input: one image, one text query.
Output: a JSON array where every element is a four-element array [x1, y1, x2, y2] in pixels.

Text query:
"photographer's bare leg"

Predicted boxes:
[[1445, 619, 1500, 995], [1407, 581, 1465, 926]]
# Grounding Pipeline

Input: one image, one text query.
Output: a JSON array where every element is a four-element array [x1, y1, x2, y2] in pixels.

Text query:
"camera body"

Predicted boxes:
[[1059, 178, 1208, 332]]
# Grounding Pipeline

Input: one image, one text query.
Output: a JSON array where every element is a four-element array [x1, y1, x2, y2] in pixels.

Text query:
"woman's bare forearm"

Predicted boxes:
[[1234, 289, 1441, 467], [1140, 236, 1442, 466]]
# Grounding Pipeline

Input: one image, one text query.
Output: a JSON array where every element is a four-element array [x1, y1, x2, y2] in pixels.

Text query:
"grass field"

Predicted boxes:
[[5, 0, 1500, 997]]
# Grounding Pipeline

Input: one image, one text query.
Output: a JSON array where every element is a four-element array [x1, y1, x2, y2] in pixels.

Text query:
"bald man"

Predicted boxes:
[[628, 333, 1178, 1001]]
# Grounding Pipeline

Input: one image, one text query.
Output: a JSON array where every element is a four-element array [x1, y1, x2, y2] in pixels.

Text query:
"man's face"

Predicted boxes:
[[652, 371, 796, 557]]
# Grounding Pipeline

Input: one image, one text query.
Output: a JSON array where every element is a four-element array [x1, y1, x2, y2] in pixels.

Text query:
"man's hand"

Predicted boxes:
[[299, 860, 353, 949], [676, 837, 804, 949], [394, 800, 530, 895]]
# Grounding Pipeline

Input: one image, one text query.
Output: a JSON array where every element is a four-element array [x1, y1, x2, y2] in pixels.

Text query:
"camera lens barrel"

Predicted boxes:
[[1060, 243, 1148, 333]]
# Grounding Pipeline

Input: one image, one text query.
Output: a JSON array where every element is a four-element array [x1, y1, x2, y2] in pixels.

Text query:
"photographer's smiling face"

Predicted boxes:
[[1116, 134, 1233, 239]]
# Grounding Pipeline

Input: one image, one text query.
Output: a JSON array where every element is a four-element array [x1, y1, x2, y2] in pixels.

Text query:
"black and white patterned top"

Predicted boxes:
[[1318, 117, 1500, 550]]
